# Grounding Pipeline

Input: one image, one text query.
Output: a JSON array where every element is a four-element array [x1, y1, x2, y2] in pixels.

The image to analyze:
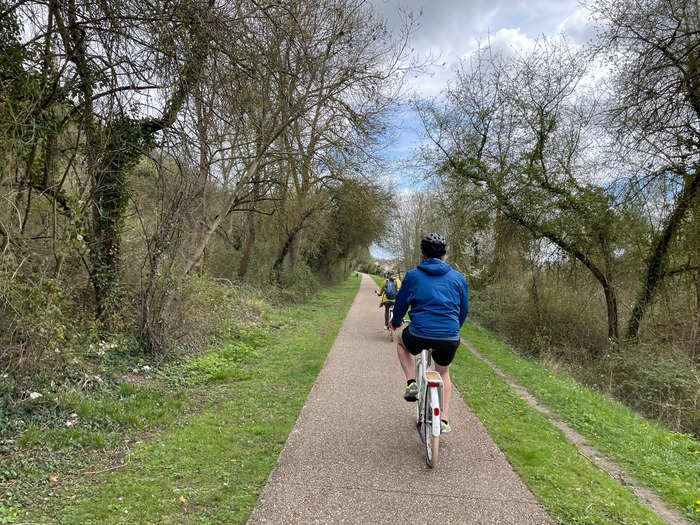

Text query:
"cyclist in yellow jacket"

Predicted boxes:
[[378, 274, 402, 329]]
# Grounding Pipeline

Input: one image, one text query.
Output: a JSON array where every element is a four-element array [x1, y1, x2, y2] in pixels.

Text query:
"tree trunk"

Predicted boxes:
[[288, 233, 301, 268], [273, 208, 314, 275], [237, 210, 256, 279], [690, 273, 700, 358], [183, 159, 260, 278], [196, 248, 206, 275], [492, 208, 522, 281], [90, 156, 128, 327], [273, 230, 298, 273], [0, 222, 9, 257], [603, 281, 619, 343], [183, 212, 225, 277], [530, 262, 541, 325], [17, 142, 38, 234]]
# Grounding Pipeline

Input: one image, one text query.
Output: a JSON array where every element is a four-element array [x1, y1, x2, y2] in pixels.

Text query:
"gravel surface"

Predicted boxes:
[[247, 274, 553, 524]]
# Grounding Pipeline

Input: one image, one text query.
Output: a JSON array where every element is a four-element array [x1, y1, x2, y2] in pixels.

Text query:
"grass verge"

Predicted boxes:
[[368, 273, 384, 288], [14, 277, 359, 524], [460, 322, 700, 523], [450, 343, 667, 524]]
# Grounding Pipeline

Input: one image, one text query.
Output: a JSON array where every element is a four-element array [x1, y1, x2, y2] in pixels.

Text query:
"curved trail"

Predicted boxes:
[[248, 275, 552, 524]]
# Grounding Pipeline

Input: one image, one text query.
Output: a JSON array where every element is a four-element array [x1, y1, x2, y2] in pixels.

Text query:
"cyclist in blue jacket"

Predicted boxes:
[[390, 233, 469, 434]]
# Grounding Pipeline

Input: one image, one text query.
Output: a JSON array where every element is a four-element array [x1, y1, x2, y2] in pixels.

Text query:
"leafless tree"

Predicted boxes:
[[268, 0, 413, 275], [591, 0, 700, 339], [420, 39, 625, 345]]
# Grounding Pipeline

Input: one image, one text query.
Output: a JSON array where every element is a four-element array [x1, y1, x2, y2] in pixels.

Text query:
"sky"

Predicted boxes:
[[371, 0, 595, 100], [368, 0, 596, 259]]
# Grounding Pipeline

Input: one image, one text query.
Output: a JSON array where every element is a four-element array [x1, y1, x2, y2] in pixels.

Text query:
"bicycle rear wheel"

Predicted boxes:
[[423, 388, 440, 468]]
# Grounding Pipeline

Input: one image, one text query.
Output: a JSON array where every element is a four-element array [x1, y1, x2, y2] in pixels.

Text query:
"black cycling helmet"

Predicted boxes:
[[420, 233, 446, 258]]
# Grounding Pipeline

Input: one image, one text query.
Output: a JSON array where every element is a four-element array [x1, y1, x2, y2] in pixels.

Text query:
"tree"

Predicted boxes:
[[591, 0, 700, 339], [269, 0, 412, 276], [383, 190, 446, 271], [421, 40, 626, 344], [307, 178, 392, 280], [3, 0, 221, 328]]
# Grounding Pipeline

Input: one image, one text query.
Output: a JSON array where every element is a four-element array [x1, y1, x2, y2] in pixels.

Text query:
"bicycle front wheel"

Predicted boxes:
[[423, 388, 440, 468]]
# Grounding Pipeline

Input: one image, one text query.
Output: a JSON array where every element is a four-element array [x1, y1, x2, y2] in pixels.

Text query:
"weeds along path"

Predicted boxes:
[[247, 274, 552, 524]]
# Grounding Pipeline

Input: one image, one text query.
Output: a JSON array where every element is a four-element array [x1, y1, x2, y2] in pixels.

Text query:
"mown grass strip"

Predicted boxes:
[[369, 273, 383, 287], [450, 345, 666, 524], [24, 278, 360, 525], [460, 322, 700, 523]]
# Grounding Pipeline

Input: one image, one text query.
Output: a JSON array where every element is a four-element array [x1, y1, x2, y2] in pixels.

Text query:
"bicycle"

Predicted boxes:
[[375, 290, 395, 340], [414, 345, 444, 468]]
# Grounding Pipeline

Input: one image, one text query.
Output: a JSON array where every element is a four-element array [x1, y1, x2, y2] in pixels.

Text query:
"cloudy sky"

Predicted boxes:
[[372, 0, 592, 97], [367, 0, 597, 258]]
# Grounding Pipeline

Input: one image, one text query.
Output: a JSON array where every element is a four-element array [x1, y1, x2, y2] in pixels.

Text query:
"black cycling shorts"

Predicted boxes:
[[400, 326, 460, 366]]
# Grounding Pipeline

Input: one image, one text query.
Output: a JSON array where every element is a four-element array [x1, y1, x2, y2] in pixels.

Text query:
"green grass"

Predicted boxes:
[[178, 342, 262, 385], [20, 277, 359, 524], [460, 322, 700, 522], [450, 345, 667, 524], [5, 381, 184, 449], [369, 273, 384, 288], [1, 381, 187, 516], [0, 504, 22, 524], [11, 383, 184, 452]]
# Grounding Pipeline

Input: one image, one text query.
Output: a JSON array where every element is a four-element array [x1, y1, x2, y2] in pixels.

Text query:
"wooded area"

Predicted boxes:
[[384, 0, 699, 434], [1, 0, 408, 393]]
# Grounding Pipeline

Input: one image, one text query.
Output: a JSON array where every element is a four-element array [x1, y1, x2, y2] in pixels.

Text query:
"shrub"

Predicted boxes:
[[165, 276, 269, 352], [472, 273, 699, 436], [596, 344, 699, 435], [0, 261, 101, 414], [276, 264, 320, 302], [472, 277, 608, 360]]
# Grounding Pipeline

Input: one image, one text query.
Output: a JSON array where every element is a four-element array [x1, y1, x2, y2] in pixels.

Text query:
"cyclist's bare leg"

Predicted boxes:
[[396, 331, 415, 381], [434, 363, 451, 421], [384, 304, 391, 328]]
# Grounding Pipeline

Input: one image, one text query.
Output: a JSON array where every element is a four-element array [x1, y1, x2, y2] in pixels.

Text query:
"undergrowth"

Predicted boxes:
[[0, 274, 345, 522], [471, 279, 699, 436], [10, 276, 360, 524]]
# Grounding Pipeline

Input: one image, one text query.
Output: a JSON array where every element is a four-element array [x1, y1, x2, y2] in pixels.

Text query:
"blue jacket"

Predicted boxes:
[[391, 259, 469, 340]]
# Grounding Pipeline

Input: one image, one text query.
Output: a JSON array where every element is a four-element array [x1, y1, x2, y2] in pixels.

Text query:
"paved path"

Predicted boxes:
[[248, 275, 553, 524]]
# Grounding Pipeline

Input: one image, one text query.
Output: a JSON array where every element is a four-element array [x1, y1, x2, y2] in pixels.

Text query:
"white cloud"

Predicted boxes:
[[557, 7, 597, 45], [485, 27, 538, 58], [370, 0, 584, 99]]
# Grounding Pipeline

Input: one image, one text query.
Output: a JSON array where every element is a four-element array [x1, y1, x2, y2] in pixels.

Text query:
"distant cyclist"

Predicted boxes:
[[390, 233, 469, 434], [378, 273, 401, 330]]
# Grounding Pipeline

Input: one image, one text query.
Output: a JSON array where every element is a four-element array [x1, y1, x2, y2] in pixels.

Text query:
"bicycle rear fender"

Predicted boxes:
[[429, 387, 441, 437]]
